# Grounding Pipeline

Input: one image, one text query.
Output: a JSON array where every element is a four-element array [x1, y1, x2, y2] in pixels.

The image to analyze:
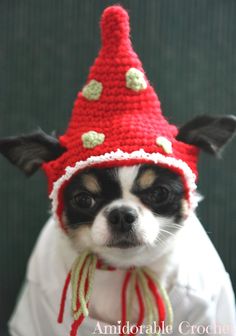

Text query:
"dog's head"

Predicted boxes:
[[62, 163, 185, 265], [0, 115, 235, 266]]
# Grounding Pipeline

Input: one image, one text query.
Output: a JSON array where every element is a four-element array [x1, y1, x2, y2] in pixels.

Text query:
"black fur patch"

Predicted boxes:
[[63, 167, 121, 229], [132, 164, 185, 222]]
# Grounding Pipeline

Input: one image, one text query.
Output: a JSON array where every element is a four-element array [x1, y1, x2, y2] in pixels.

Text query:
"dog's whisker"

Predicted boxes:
[[159, 228, 175, 237], [165, 223, 183, 229], [156, 232, 170, 249]]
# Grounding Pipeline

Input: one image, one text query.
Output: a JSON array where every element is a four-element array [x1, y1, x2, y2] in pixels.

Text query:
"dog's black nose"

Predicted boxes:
[[107, 206, 138, 232]]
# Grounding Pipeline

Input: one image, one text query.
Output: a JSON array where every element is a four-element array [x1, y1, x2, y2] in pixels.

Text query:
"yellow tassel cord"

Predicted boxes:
[[70, 250, 97, 320], [68, 251, 173, 332], [136, 270, 160, 336]]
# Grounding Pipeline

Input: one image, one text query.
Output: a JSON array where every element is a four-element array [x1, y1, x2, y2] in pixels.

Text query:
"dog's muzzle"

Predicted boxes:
[[106, 206, 139, 248], [107, 206, 138, 233]]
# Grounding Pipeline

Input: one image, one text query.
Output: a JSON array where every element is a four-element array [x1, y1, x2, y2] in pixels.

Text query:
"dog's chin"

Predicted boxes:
[[69, 231, 173, 268], [92, 230, 179, 268], [93, 242, 166, 269]]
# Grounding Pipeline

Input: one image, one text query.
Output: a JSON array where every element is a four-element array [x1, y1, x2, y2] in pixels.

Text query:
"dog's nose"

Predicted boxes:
[[107, 206, 138, 232]]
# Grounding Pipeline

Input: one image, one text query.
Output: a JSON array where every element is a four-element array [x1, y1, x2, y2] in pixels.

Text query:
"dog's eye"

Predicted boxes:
[[149, 186, 170, 204], [73, 192, 95, 209]]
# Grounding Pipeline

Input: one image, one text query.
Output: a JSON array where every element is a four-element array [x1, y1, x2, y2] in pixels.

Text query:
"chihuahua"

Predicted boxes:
[[1, 114, 236, 335]]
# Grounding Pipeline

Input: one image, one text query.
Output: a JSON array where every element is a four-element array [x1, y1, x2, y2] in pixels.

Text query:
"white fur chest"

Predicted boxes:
[[89, 270, 134, 323]]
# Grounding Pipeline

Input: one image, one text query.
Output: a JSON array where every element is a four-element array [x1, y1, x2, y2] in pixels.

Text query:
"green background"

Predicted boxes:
[[0, 0, 235, 333]]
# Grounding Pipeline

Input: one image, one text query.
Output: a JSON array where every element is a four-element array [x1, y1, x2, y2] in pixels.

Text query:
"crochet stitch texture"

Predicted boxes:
[[42, 5, 199, 230]]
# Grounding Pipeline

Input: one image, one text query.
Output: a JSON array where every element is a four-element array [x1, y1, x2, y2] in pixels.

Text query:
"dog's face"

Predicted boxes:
[[62, 164, 185, 266]]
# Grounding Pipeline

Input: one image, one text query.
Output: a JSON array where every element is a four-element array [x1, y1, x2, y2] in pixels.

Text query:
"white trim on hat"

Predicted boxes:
[[49, 149, 198, 225]]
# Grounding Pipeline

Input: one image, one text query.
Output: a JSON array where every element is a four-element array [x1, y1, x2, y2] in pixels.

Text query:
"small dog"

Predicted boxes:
[[1, 115, 236, 335], [1, 5, 236, 336]]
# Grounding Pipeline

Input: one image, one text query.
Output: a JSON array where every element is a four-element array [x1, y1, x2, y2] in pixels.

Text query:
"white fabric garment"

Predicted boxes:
[[9, 214, 236, 336]]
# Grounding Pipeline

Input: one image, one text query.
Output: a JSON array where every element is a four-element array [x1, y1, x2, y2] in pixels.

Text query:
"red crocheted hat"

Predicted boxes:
[[42, 5, 199, 230]]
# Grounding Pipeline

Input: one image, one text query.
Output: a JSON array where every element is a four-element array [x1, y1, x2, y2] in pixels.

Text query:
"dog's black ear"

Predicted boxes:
[[0, 129, 66, 176], [176, 115, 236, 155]]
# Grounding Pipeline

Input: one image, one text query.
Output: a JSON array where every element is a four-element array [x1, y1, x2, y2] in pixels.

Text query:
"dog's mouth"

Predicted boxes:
[[107, 235, 141, 249]]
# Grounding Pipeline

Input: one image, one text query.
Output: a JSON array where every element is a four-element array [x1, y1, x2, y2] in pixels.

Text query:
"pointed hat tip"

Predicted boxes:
[[101, 5, 130, 51]]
